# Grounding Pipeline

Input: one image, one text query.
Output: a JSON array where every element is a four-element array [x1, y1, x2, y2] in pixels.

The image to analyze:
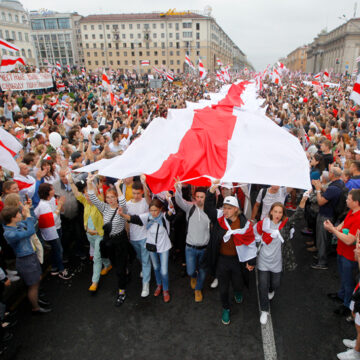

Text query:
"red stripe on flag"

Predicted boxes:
[[13, 179, 34, 190], [0, 140, 16, 156], [353, 83, 360, 95], [38, 212, 55, 229]]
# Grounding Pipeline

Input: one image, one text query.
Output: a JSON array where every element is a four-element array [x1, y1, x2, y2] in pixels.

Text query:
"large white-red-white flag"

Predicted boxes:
[[350, 75, 360, 105], [185, 55, 195, 70], [0, 56, 26, 72], [141, 60, 150, 66], [77, 82, 311, 192], [198, 59, 207, 79], [272, 68, 281, 85], [102, 71, 116, 105], [0, 127, 23, 174], [0, 38, 19, 53]]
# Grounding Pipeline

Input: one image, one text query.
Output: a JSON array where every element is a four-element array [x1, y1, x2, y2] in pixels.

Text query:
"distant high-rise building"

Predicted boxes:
[[30, 10, 84, 68]]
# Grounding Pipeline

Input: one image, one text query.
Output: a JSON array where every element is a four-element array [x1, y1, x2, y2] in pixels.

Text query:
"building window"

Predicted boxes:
[[88, 61, 91, 65], [162, 60, 166, 65], [196, 32, 200, 40], [161, 42, 165, 49], [169, 42, 173, 48], [58, 18, 70, 29], [15, 15, 19, 22], [132, 60, 135, 65], [137, 33, 141, 39], [154, 51, 158, 56], [21, 49, 25, 56], [116, 51, 120, 56], [125, 60, 128, 65], [131, 51, 135, 56], [25, 33, 29, 41], [91, 25, 94, 30], [129, 24, 132, 29], [85, 34, 88, 39], [12, 31, 16, 40], [137, 24, 140, 29], [146, 42, 150, 49], [122, 24, 125, 29], [170, 51, 174, 56], [27, 49, 32, 58], [139, 51, 143, 56], [117, 60, 120, 65], [94, 52, 98, 56], [176, 51, 180, 56], [176, 33, 180, 40], [106, 24, 110, 30], [108, 43, 111, 48], [144, 23, 149, 29], [161, 33, 165, 38], [169, 33, 173, 38], [113, 24, 118, 30], [92, 34, 96, 39], [95, 61, 99, 65], [196, 42, 200, 49], [196, 23, 200, 30], [123, 43, 127, 48], [175, 23, 179, 30], [31, 19, 44, 30], [98, 24, 102, 29], [196, 51, 200, 56], [153, 33, 157, 39], [110, 60, 113, 65], [162, 51, 165, 56], [102, 61, 105, 65], [168, 23, 173, 29], [107, 34, 110, 39], [87, 52, 90, 57], [183, 32, 192, 38], [161, 23, 164, 29], [170, 60, 174, 65], [99, 34, 103, 39], [155, 60, 158, 65], [152, 23, 156, 29], [93, 43, 96, 48], [183, 22, 192, 28], [146, 51, 150, 56], [86, 43, 89, 48], [130, 34, 134, 39], [176, 42, 180, 49], [5, 30, 9, 39], [8, 13, 12, 22], [83, 25, 87, 30], [177, 60, 180, 65]]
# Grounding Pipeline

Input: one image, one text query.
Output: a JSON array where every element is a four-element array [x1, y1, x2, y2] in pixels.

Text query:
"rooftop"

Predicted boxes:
[[80, 12, 208, 23], [0, 0, 25, 12]]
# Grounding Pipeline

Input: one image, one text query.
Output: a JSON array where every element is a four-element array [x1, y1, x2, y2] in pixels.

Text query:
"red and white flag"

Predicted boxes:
[[314, 73, 321, 80], [61, 100, 70, 109], [166, 73, 174, 82], [0, 38, 19, 53], [152, 66, 163, 75], [13, 174, 36, 200], [323, 71, 329, 81], [216, 71, 225, 83], [0, 127, 22, 174], [79, 82, 311, 192], [57, 83, 66, 92], [56, 62, 62, 71], [81, 68, 86, 75], [216, 58, 223, 67], [291, 84, 298, 90], [272, 68, 281, 85], [198, 59, 207, 80], [34, 199, 59, 240], [67, 65, 71, 72], [350, 75, 360, 105], [0, 55, 26, 72], [141, 60, 150, 66], [277, 61, 285, 69], [185, 55, 195, 70]]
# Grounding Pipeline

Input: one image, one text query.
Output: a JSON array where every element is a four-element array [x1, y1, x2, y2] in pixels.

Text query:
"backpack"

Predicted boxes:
[[332, 182, 349, 223]]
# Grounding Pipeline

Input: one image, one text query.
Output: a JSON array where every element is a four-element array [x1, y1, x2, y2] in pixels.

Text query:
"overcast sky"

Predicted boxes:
[[20, 0, 360, 70]]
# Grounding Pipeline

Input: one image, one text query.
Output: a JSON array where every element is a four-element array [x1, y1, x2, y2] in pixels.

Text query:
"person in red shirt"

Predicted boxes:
[[324, 189, 360, 316]]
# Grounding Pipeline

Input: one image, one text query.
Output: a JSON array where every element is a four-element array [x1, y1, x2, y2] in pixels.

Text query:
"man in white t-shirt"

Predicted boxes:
[[126, 177, 151, 297], [251, 186, 291, 222]]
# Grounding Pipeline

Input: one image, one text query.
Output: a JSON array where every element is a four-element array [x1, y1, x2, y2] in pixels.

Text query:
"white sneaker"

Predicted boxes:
[[140, 271, 143, 278], [343, 339, 357, 349], [141, 283, 149, 298], [260, 311, 269, 325], [8, 275, 20, 282], [6, 270, 18, 276], [337, 348, 360, 360], [268, 291, 275, 300], [210, 278, 218, 289]]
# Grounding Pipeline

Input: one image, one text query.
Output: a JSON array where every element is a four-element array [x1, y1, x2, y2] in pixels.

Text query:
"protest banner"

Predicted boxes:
[[0, 72, 53, 91]]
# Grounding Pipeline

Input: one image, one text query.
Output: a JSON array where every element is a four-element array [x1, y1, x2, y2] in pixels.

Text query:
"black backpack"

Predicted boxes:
[[185, 205, 197, 234], [332, 182, 349, 223]]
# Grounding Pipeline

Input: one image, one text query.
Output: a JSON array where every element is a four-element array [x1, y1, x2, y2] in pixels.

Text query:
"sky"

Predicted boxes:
[[19, 0, 360, 70]]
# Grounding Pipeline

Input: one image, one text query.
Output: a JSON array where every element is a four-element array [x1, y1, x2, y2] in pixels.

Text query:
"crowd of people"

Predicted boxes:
[[0, 66, 360, 359]]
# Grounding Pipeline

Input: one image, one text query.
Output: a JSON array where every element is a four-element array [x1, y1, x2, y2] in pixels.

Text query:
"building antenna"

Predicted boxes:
[[354, 2, 357, 18]]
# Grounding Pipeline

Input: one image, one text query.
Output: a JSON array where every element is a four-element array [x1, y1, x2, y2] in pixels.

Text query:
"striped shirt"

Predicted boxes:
[[88, 191, 126, 236]]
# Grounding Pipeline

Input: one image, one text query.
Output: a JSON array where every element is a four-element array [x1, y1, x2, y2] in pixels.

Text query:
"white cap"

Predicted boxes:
[[223, 196, 239, 208], [355, 149, 360, 155], [220, 182, 233, 189]]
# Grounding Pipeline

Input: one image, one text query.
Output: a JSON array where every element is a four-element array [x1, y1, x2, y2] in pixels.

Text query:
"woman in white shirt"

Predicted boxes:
[[119, 197, 174, 303]]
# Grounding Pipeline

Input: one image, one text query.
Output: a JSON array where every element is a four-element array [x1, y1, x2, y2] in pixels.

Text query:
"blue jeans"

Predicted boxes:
[[149, 250, 169, 291], [337, 255, 357, 308], [87, 234, 110, 283], [49, 238, 64, 272], [130, 239, 151, 285], [185, 245, 207, 290]]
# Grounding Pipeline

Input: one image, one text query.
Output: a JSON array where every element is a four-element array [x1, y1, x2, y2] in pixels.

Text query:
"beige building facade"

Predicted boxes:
[[306, 18, 360, 74], [284, 46, 307, 72], [30, 11, 84, 68], [79, 11, 249, 73], [0, 0, 36, 66]]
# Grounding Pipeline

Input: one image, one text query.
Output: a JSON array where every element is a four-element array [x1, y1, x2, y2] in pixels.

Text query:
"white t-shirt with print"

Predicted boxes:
[[126, 198, 149, 241]]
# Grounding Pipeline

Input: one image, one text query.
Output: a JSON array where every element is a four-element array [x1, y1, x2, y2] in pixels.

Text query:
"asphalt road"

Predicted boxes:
[[4, 217, 358, 360]]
